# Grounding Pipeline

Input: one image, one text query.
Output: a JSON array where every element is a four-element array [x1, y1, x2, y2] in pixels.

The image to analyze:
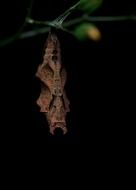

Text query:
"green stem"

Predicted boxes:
[[64, 15, 136, 27], [13, 14, 136, 40], [1, 1, 136, 46], [27, 18, 52, 26], [48, 1, 80, 28], [84, 15, 136, 22], [26, 14, 136, 28], [0, 0, 80, 46], [19, 27, 50, 39]]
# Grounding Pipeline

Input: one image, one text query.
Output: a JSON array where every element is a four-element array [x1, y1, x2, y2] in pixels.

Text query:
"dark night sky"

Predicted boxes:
[[0, 0, 135, 146]]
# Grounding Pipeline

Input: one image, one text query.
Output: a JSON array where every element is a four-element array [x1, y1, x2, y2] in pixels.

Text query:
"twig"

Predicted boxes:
[[17, 14, 136, 40], [84, 15, 136, 22], [0, 0, 80, 47], [0, 0, 136, 47], [19, 27, 50, 39], [50, 1, 80, 27], [26, 15, 136, 28]]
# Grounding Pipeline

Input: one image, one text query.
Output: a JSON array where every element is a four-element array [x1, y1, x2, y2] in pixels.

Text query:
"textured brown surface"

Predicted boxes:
[[36, 32, 70, 134]]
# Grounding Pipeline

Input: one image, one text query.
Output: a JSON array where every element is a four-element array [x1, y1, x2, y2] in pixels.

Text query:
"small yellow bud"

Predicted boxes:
[[86, 26, 101, 41], [73, 23, 101, 41]]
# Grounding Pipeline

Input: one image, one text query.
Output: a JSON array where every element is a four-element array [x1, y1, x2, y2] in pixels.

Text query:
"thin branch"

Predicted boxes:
[[18, 14, 136, 40], [0, 0, 136, 46], [26, 15, 136, 28], [64, 15, 136, 26], [50, 1, 80, 27], [84, 15, 136, 22], [19, 27, 50, 39], [0, 0, 80, 47], [26, 18, 50, 25], [26, 1, 80, 28]]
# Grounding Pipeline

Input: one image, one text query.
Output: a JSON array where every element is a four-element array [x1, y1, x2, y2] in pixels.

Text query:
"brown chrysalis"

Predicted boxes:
[[36, 32, 70, 134]]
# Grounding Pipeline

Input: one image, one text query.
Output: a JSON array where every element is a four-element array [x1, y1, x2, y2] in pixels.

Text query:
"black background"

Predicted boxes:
[[0, 0, 135, 146]]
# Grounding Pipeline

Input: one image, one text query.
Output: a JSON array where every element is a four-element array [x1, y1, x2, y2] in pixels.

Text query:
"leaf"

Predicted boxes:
[[78, 0, 103, 14], [73, 22, 101, 41]]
